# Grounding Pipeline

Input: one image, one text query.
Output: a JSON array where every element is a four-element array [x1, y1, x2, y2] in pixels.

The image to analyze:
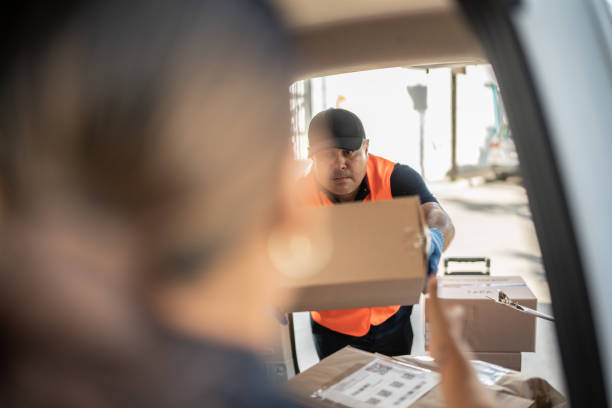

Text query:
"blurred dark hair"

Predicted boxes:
[[0, 0, 292, 272], [0, 1, 292, 406]]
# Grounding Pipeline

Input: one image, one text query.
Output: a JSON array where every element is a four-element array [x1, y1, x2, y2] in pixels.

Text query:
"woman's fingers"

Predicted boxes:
[[426, 276, 468, 361]]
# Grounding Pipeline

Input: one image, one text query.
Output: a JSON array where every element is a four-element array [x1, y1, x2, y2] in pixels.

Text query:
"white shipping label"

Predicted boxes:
[[315, 358, 439, 408]]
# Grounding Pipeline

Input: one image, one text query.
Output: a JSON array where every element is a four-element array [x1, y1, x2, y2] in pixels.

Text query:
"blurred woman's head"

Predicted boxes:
[[0, 0, 297, 363]]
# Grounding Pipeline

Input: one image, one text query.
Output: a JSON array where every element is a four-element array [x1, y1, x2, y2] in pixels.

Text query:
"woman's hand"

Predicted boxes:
[[426, 276, 496, 408]]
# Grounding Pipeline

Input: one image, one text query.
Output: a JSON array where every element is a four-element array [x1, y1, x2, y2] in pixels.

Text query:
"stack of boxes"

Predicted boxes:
[[274, 194, 539, 373], [426, 275, 537, 371]]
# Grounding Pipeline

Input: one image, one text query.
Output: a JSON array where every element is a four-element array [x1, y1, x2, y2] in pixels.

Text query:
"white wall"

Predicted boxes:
[[308, 65, 498, 181]]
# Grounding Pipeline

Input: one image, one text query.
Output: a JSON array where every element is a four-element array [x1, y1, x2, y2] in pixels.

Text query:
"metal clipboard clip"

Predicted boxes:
[[485, 290, 555, 322]]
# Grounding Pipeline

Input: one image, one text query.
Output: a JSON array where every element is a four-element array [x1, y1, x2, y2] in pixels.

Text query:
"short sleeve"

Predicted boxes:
[[390, 163, 438, 204]]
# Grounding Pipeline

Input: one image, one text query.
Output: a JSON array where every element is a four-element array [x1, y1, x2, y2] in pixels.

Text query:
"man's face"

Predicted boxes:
[[311, 138, 369, 198]]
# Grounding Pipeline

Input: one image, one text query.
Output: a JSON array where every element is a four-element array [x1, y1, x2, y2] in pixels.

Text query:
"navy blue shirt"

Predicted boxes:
[[389, 163, 438, 204]]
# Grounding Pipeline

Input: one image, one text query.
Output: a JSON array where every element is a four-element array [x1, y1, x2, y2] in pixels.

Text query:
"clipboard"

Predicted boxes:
[[486, 290, 554, 322]]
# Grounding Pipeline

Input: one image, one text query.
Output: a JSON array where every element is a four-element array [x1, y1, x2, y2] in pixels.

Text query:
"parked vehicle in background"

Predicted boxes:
[[487, 123, 519, 180], [485, 82, 520, 180]]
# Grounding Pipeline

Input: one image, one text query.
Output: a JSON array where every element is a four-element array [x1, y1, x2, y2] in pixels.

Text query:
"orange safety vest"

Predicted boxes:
[[297, 154, 401, 337]]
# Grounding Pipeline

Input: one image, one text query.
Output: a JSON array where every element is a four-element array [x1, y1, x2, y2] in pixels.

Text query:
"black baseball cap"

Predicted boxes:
[[307, 108, 366, 154]]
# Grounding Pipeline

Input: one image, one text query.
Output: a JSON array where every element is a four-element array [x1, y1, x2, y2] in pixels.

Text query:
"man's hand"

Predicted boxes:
[[421, 202, 455, 251], [427, 228, 444, 276]]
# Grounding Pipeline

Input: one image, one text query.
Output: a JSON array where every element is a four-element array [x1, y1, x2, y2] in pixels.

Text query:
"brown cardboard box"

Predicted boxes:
[[284, 346, 548, 408], [467, 352, 522, 371], [425, 275, 537, 352], [397, 353, 567, 408], [279, 196, 427, 312]]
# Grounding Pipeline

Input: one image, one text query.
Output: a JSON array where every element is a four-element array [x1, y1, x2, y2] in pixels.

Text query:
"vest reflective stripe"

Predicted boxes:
[[298, 154, 401, 337]]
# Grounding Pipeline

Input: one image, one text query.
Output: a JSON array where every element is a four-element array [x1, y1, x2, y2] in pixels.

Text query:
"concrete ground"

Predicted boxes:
[[288, 177, 568, 396]]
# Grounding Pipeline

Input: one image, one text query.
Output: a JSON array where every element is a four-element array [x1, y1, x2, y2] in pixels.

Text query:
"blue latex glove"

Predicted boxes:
[[427, 228, 444, 276]]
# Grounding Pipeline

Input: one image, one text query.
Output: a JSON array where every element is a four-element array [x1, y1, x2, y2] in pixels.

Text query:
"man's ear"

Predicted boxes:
[[364, 139, 370, 155]]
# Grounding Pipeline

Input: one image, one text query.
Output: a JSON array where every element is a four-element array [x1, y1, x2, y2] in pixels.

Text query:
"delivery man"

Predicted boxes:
[[298, 108, 455, 359]]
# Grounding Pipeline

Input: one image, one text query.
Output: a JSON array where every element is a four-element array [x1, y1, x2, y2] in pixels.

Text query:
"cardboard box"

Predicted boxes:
[[425, 275, 537, 352], [396, 353, 566, 408], [283, 346, 561, 408], [467, 352, 522, 371], [279, 196, 427, 312]]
